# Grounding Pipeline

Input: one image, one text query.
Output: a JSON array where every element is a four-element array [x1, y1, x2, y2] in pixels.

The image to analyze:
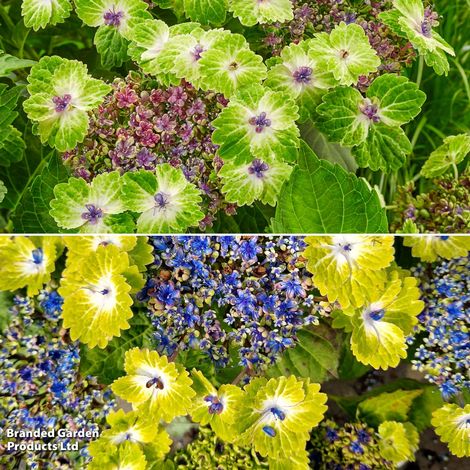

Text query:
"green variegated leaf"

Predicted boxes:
[[367, 74, 426, 126], [272, 142, 388, 233], [199, 33, 267, 97], [0, 126, 25, 166], [421, 134, 470, 178], [122, 164, 204, 233], [309, 22, 380, 86], [229, 0, 293, 27], [316, 86, 368, 147], [219, 157, 292, 206], [212, 84, 299, 163], [354, 124, 411, 172], [95, 25, 130, 68], [184, 0, 227, 25], [21, 0, 72, 31], [358, 389, 423, 427]]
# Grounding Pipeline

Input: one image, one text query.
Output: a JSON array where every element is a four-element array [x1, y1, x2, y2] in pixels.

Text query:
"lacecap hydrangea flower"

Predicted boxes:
[[138, 236, 321, 369], [23, 56, 111, 151], [0, 290, 115, 469], [259, 0, 417, 83], [309, 419, 394, 469], [411, 256, 469, 399]]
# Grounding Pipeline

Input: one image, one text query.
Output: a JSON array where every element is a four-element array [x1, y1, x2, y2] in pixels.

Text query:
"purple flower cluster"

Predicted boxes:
[[260, 0, 416, 88], [63, 74, 234, 230], [0, 290, 115, 469], [138, 236, 328, 370], [411, 256, 470, 399]]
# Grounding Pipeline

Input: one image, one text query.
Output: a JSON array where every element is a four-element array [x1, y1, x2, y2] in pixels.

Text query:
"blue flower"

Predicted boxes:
[[349, 440, 364, 455]]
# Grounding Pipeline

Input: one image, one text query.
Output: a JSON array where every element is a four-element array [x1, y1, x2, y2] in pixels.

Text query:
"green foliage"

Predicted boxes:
[[358, 389, 423, 427], [79, 312, 154, 384], [268, 328, 339, 383], [272, 143, 388, 233]]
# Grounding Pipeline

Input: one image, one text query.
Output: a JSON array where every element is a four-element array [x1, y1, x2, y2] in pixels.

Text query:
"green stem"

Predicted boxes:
[[0, 5, 15, 32], [452, 162, 459, 181], [416, 54, 424, 89]]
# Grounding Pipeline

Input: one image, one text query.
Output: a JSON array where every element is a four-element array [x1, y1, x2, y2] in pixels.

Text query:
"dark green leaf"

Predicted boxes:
[[0, 51, 36, 77], [10, 152, 69, 232], [273, 142, 388, 233], [268, 326, 339, 383], [79, 312, 154, 384]]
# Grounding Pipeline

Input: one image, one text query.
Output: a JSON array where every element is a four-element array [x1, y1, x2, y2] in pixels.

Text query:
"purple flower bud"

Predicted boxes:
[[249, 112, 272, 133], [248, 159, 269, 179], [293, 66, 313, 84], [81, 204, 103, 224], [52, 94, 72, 113], [103, 8, 124, 27]]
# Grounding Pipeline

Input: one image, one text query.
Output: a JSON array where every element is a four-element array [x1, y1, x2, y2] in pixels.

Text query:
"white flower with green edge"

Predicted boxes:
[[23, 57, 111, 151], [378, 421, 419, 464], [75, 0, 150, 37], [190, 370, 244, 442], [0, 237, 58, 296], [304, 235, 395, 309], [89, 409, 172, 462], [122, 165, 203, 233], [157, 29, 231, 87], [198, 33, 267, 97], [421, 134, 470, 179], [229, 0, 293, 27], [88, 441, 147, 470], [265, 41, 337, 122], [64, 235, 138, 265], [403, 236, 470, 262], [237, 376, 327, 459], [432, 404, 470, 458], [21, 0, 72, 31], [49, 171, 133, 233], [212, 84, 299, 164], [111, 348, 195, 422], [346, 271, 424, 370], [316, 74, 426, 172], [379, 0, 455, 75], [127, 20, 200, 83], [309, 22, 380, 86], [58, 245, 133, 348], [219, 156, 292, 207], [64, 236, 149, 294], [75, 0, 151, 68]]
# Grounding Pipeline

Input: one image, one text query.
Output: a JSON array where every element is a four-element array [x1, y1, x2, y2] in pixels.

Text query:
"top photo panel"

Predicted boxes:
[[0, 0, 468, 234]]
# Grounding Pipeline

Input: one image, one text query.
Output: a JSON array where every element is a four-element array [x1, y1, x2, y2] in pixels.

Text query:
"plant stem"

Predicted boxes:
[[416, 54, 424, 89]]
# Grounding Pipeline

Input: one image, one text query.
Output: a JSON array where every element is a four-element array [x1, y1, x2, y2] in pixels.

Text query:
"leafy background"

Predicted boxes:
[[0, 0, 468, 233]]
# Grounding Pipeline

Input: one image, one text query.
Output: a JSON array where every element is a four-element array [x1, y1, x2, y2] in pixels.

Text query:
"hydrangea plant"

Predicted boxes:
[[0, 234, 469, 468]]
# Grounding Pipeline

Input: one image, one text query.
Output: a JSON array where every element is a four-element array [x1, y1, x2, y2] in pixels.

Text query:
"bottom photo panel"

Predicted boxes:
[[0, 235, 469, 469]]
